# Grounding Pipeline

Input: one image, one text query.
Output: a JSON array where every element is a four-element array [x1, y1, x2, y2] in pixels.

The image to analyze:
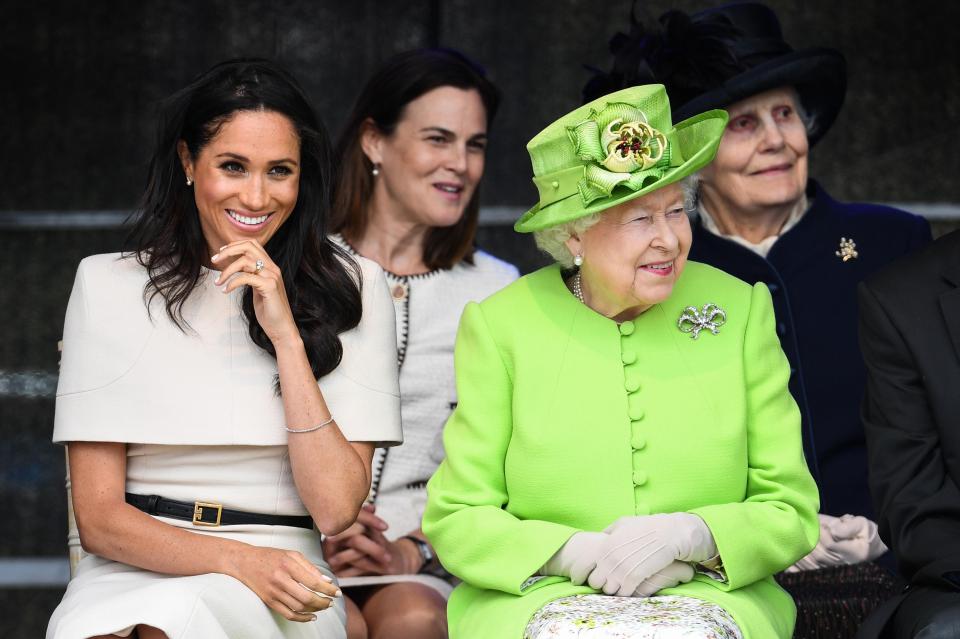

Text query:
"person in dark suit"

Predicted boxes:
[[856, 230, 960, 638], [584, 2, 931, 570]]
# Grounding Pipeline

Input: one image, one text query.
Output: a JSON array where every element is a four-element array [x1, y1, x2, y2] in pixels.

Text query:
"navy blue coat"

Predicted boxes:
[[689, 180, 931, 519]]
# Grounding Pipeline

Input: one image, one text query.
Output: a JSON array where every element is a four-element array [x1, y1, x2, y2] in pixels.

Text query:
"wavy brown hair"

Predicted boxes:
[[331, 48, 500, 270], [126, 58, 361, 386]]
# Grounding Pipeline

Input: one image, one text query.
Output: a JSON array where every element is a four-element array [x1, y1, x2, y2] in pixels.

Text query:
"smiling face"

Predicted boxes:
[[565, 182, 692, 322], [699, 86, 809, 216], [178, 110, 301, 260], [362, 86, 488, 229]]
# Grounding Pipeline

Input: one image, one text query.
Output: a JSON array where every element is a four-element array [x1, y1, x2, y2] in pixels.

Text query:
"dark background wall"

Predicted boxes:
[[5, 0, 959, 213], [2, 1, 958, 636]]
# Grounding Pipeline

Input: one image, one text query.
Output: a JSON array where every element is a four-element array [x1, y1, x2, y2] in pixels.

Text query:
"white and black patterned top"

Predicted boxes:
[[332, 235, 519, 539]]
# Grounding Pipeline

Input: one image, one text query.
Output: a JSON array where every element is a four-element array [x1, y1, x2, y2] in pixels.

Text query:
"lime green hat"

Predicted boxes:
[[514, 84, 728, 233]]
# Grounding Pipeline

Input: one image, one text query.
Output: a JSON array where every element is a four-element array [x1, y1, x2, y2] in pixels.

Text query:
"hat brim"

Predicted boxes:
[[672, 48, 846, 146], [514, 109, 728, 233]]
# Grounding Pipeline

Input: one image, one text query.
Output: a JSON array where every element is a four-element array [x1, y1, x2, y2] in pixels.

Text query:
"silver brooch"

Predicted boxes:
[[836, 237, 859, 262], [677, 303, 727, 339]]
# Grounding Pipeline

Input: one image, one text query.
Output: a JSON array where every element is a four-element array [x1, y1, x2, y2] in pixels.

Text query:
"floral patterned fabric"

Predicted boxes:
[[524, 595, 743, 639]]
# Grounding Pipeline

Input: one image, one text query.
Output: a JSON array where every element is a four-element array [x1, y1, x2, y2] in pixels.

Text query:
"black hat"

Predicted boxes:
[[583, 2, 846, 145]]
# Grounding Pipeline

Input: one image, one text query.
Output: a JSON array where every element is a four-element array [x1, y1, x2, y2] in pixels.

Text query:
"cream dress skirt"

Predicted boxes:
[[47, 444, 347, 639]]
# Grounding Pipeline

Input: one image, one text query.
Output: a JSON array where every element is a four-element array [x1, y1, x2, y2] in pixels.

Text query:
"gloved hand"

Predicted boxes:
[[786, 513, 888, 572], [587, 513, 717, 596], [540, 532, 608, 586], [633, 561, 696, 597]]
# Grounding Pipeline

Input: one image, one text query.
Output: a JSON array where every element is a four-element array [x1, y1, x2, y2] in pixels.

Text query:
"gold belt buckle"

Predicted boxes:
[[193, 501, 223, 527]]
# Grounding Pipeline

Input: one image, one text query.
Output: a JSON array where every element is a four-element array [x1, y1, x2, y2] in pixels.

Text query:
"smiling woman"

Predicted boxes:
[[179, 111, 302, 256], [582, 6, 933, 595], [422, 83, 821, 639], [46, 59, 402, 639], [698, 87, 811, 243], [325, 49, 519, 639]]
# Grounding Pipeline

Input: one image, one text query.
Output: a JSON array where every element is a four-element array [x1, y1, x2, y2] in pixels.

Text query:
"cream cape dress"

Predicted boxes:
[[47, 252, 402, 639]]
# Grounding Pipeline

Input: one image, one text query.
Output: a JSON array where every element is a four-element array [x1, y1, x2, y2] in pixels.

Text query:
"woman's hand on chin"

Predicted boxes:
[[226, 544, 341, 622], [212, 239, 299, 345]]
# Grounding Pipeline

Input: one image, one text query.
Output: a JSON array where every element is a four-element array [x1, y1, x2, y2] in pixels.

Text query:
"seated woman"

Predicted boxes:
[[47, 59, 401, 639], [583, 3, 930, 572], [422, 85, 819, 638], [322, 49, 517, 639]]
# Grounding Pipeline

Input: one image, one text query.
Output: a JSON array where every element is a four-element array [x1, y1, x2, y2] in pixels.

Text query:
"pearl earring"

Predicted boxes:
[[573, 253, 583, 267], [186, 177, 193, 186], [371, 164, 380, 177]]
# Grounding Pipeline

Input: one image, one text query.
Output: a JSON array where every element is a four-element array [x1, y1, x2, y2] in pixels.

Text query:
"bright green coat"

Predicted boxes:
[[423, 261, 820, 638]]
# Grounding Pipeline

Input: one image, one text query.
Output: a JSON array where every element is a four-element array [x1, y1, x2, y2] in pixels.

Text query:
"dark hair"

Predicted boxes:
[[331, 48, 500, 270], [126, 58, 362, 385]]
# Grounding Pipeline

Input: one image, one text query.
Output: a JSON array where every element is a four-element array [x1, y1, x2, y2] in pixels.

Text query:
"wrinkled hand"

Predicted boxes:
[[633, 561, 696, 597], [231, 545, 340, 622], [540, 532, 608, 585], [588, 513, 717, 596], [787, 513, 888, 572], [212, 240, 298, 345]]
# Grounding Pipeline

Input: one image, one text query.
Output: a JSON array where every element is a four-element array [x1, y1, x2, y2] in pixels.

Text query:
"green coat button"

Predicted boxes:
[[619, 321, 635, 336], [631, 432, 646, 449], [624, 376, 641, 392], [633, 470, 648, 485], [621, 350, 637, 364]]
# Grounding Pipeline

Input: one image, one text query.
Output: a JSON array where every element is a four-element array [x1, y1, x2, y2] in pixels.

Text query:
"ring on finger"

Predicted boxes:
[[254, 258, 265, 274]]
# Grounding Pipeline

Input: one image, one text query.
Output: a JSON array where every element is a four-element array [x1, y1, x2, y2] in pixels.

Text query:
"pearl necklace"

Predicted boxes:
[[573, 271, 585, 304]]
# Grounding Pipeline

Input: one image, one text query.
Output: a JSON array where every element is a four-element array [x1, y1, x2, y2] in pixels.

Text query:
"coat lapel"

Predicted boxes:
[[939, 246, 960, 365]]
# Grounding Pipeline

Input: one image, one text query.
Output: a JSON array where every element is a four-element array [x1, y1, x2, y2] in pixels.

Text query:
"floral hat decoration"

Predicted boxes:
[[514, 84, 727, 233]]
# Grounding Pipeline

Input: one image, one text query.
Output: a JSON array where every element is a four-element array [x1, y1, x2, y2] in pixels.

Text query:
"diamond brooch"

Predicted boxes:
[[677, 303, 727, 340]]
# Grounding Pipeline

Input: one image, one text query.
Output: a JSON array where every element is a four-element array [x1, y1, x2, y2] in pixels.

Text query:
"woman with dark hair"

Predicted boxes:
[[323, 48, 518, 639], [47, 59, 401, 639]]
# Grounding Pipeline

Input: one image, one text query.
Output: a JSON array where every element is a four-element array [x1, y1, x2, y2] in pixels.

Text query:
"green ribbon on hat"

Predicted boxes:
[[533, 102, 684, 209]]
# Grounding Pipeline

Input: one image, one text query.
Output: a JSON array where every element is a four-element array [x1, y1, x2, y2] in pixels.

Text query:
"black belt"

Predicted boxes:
[[125, 493, 314, 530]]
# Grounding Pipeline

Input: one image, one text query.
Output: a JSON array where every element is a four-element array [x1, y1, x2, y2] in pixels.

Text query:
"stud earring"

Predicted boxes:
[[371, 164, 380, 177], [186, 177, 193, 186], [573, 253, 583, 267]]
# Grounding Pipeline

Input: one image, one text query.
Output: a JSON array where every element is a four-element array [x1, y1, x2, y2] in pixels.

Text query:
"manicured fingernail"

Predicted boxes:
[[219, 245, 227, 251], [309, 615, 317, 621], [222, 286, 228, 292], [211, 253, 219, 262], [334, 589, 342, 597], [321, 575, 333, 582]]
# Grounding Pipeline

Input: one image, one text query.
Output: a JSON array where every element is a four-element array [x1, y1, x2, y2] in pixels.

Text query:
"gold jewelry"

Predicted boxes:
[[836, 237, 859, 262], [285, 416, 334, 433]]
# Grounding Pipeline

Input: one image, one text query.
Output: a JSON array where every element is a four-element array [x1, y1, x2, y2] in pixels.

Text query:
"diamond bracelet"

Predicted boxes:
[[285, 416, 335, 433]]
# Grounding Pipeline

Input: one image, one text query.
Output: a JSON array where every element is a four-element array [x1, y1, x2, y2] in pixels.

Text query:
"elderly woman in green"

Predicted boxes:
[[422, 85, 819, 639]]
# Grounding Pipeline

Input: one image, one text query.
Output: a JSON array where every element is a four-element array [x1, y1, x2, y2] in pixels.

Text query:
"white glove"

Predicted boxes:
[[540, 532, 608, 585], [786, 513, 888, 572], [633, 561, 696, 597], [587, 513, 717, 596]]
